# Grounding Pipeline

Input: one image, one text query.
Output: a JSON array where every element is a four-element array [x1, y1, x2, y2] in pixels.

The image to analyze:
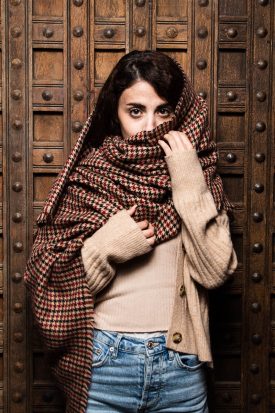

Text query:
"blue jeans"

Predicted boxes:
[[86, 328, 209, 412]]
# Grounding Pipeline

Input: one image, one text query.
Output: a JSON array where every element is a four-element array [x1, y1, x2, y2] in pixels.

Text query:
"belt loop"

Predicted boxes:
[[111, 332, 123, 357]]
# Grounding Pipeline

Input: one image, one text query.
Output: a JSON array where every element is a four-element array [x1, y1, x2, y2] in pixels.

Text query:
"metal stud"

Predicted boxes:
[[255, 152, 265, 162], [251, 272, 262, 283], [250, 363, 259, 374], [12, 272, 22, 283], [13, 332, 24, 342], [251, 302, 261, 313], [252, 176, 264, 192], [43, 391, 55, 403], [11, 89, 22, 100], [252, 243, 263, 253], [73, 26, 84, 37], [14, 303, 23, 313], [252, 212, 263, 222], [12, 392, 23, 403], [13, 242, 23, 252], [135, 26, 146, 37], [11, 0, 21, 5], [226, 153, 237, 163], [73, 90, 84, 101], [12, 212, 23, 223], [12, 152, 22, 162], [196, 59, 207, 70], [251, 333, 262, 344], [72, 121, 83, 132], [12, 119, 23, 129], [73, 0, 83, 5], [198, 91, 207, 99], [256, 91, 266, 102], [11, 26, 22, 37], [12, 182, 23, 192], [74, 59, 84, 70], [135, 0, 146, 5], [227, 28, 238, 38], [42, 90, 53, 101], [255, 121, 266, 132], [222, 392, 232, 403], [11, 58, 22, 68], [43, 153, 54, 163], [103, 28, 115, 38], [257, 59, 268, 69], [256, 27, 268, 37], [258, 0, 268, 5], [251, 394, 262, 404], [43, 27, 54, 38], [197, 27, 208, 38], [166, 27, 178, 38], [226, 91, 237, 101], [14, 361, 24, 373], [198, 0, 209, 6]]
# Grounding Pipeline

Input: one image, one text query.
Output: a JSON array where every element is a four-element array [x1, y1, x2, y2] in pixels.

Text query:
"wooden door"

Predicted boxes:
[[1, 1, 274, 412]]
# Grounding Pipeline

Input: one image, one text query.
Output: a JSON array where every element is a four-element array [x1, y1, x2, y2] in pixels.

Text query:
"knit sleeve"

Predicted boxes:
[[165, 149, 238, 289]]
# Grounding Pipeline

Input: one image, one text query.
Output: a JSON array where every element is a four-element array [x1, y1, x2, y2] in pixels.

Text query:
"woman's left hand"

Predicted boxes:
[[158, 131, 193, 156]]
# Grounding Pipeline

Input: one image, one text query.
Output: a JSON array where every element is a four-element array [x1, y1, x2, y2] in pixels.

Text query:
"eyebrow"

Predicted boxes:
[[126, 103, 172, 110]]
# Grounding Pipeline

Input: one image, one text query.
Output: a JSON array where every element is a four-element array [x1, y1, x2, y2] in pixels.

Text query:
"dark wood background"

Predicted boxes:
[[1, 0, 274, 412]]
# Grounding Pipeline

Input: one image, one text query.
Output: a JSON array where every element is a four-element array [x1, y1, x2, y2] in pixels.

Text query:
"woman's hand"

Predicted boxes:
[[127, 205, 156, 246], [158, 131, 193, 156]]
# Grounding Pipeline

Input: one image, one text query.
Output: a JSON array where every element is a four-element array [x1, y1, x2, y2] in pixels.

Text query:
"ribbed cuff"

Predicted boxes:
[[165, 149, 208, 200]]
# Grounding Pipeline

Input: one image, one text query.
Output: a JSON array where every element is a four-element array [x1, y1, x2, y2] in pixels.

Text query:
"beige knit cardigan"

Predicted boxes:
[[81, 148, 238, 368]]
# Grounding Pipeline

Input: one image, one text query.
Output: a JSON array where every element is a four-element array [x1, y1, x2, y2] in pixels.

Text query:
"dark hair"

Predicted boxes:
[[87, 50, 184, 147]]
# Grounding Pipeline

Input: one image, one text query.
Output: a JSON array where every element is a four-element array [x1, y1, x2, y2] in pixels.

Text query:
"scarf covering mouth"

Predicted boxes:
[[24, 63, 233, 413]]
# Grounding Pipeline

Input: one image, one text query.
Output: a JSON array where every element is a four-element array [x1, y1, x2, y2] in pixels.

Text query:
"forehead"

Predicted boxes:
[[119, 80, 167, 105]]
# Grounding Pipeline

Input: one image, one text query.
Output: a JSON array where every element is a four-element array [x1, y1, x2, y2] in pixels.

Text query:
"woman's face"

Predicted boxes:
[[117, 80, 174, 139]]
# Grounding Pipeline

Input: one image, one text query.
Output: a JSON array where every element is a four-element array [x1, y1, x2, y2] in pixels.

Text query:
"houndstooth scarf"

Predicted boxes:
[[24, 67, 232, 413]]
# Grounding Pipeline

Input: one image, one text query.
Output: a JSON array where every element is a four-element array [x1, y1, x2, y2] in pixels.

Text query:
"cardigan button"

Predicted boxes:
[[172, 332, 182, 343], [179, 284, 186, 297]]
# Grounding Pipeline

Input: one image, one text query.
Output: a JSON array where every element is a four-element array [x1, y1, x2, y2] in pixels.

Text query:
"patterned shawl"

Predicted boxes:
[[24, 67, 232, 413]]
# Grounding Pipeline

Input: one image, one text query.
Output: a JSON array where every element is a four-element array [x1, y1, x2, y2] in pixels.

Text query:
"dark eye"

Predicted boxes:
[[129, 108, 142, 117], [158, 107, 173, 117]]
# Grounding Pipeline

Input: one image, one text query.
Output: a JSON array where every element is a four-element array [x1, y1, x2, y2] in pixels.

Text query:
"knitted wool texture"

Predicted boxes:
[[24, 67, 232, 413]]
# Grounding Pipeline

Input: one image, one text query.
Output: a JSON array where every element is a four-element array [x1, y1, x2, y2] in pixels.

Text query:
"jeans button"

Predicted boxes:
[[172, 332, 182, 343]]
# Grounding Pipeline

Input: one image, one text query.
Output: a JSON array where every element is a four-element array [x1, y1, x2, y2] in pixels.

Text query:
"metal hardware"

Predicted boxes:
[[12, 182, 23, 192], [11, 89, 22, 100], [196, 59, 207, 70], [250, 363, 259, 374], [12, 119, 23, 129], [197, 27, 208, 38], [43, 153, 54, 163], [12, 152, 22, 162], [252, 243, 263, 253], [256, 26, 268, 37], [72, 121, 83, 132], [103, 28, 115, 38], [252, 212, 263, 222], [74, 59, 84, 70], [13, 332, 24, 343], [73, 90, 84, 101], [251, 393, 262, 404], [226, 91, 237, 101], [43, 27, 54, 38], [11, 58, 22, 68], [14, 303, 23, 313], [12, 212, 23, 223], [256, 91, 266, 101], [12, 272, 22, 283], [73, 26, 84, 37], [226, 153, 237, 163], [251, 272, 262, 282], [13, 241, 23, 252], [42, 90, 53, 101], [135, 26, 146, 37], [257, 59, 268, 69], [198, 0, 209, 6], [11, 26, 22, 37], [255, 121, 266, 132], [251, 302, 261, 312], [227, 28, 238, 38], [254, 153, 265, 162], [198, 91, 207, 99], [135, 0, 146, 5], [73, 0, 83, 5], [251, 333, 262, 344], [166, 27, 178, 38]]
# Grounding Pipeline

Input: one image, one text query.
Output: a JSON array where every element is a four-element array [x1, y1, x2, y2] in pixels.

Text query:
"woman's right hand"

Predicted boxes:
[[127, 205, 156, 247]]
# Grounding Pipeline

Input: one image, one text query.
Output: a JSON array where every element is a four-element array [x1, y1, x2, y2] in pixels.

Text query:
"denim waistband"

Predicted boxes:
[[92, 328, 169, 357]]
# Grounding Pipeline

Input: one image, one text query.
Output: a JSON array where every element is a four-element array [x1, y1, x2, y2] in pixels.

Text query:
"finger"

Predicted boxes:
[[158, 139, 172, 156], [137, 219, 149, 230], [127, 204, 137, 216], [163, 132, 179, 151], [142, 226, 155, 239], [146, 235, 156, 246]]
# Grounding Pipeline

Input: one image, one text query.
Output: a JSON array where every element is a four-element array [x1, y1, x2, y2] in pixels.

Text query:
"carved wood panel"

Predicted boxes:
[[1, 1, 274, 412]]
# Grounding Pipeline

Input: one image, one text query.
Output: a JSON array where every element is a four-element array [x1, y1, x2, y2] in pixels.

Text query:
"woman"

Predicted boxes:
[[24, 50, 237, 413]]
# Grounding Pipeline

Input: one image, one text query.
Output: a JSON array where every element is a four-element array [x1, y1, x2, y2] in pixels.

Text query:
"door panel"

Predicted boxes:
[[2, 1, 274, 412]]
